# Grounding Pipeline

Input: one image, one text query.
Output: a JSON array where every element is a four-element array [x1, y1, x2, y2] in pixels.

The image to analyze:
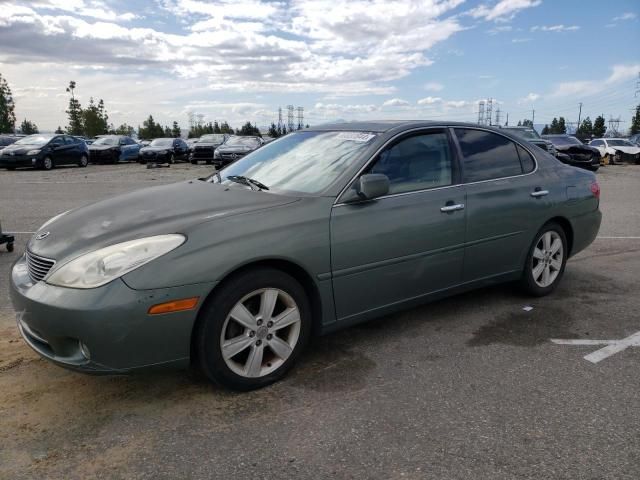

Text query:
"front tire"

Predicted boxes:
[[520, 222, 568, 297], [195, 268, 311, 391], [42, 156, 54, 170], [78, 154, 88, 168]]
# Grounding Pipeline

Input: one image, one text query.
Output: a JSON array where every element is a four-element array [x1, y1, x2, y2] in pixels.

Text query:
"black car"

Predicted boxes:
[[213, 135, 264, 167], [0, 135, 20, 151], [0, 134, 89, 170], [139, 138, 189, 164], [499, 127, 557, 156], [542, 135, 600, 171], [190, 133, 230, 164], [88, 135, 141, 164]]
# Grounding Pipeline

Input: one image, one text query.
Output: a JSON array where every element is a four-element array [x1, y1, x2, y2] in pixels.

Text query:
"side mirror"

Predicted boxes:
[[347, 173, 389, 201]]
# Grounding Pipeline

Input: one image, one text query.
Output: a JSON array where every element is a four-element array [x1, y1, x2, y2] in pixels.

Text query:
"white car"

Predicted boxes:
[[589, 138, 640, 164]]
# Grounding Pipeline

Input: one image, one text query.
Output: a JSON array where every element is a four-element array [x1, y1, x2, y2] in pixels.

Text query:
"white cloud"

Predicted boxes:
[[548, 63, 640, 98], [519, 92, 540, 103], [469, 0, 541, 22], [445, 100, 469, 108], [531, 25, 580, 32], [511, 37, 531, 43], [487, 25, 513, 34], [417, 96, 443, 105], [424, 82, 444, 91], [32, 0, 139, 22], [382, 98, 410, 107], [613, 12, 637, 21]]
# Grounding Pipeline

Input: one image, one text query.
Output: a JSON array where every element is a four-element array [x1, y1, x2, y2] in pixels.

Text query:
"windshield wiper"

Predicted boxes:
[[226, 175, 269, 191]]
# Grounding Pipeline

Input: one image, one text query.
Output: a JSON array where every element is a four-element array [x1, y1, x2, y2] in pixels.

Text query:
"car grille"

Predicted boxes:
[[26, 250, 55, 283], [568, 152, 592, 162], [192, 146, 214, 158], [220, 152, 246, 160]]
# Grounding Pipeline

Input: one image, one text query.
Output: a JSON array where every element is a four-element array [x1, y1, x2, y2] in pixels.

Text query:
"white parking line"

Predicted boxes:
[[551, 331, 640, 363], [597, 236, 640, 239]]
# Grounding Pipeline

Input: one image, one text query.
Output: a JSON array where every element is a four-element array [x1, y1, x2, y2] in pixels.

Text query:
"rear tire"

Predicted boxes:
[[520, 222, 568, 297], [195, 268, 311, 391]]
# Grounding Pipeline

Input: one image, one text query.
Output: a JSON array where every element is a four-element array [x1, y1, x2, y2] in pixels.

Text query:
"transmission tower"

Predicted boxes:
[[485, 98, 493, 126], [287, 105, 295, 132], [608, 116, 622, 136], [297, 107, 304, 130], [477, 101, 485, 125], [495, 108, 501, 126], [196, 113, 204, 127], [187, 111, 195, 130], [278, 107, 283, 130]]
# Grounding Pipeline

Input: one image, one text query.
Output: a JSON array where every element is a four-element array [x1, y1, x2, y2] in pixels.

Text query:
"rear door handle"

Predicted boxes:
[[440, 203, 465, 213], [530, 190, 549, 198]]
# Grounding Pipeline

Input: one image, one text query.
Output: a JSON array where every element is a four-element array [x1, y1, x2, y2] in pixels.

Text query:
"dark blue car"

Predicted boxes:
[[0, 134, 89, 170]]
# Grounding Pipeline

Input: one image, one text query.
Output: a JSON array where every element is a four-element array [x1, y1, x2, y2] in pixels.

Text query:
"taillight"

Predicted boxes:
[[590, 181, 600, 199]]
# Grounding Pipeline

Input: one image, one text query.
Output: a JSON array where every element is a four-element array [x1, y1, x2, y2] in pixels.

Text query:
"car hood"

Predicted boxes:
[[89, 144, 117, 151], [194, 141, 222, 147], [28, 180, 299, 261], [140, 146, 170, 153], [216, 144, 256, 153], [554, 144, 599, 154], [1, 144, 41, 155]]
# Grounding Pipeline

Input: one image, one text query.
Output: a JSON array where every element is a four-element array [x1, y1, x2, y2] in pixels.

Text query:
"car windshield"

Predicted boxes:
[[211, 130, 377, 195], [546, 136, 582, 146], [504, 128, 540, 140], [225, 136, 261, 147], [607, 139, 633, 147], [92, 137, 118, 146], [14, 135, 52, 146], [150, 139, 173, 147], [200, 134, 225, 143]]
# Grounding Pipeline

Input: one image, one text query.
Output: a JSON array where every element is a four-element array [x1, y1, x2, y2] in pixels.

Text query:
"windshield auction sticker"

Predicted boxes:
[[336, 132, 377, 143]]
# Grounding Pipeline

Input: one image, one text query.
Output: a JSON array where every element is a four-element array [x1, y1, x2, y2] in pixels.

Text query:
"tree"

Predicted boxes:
[[0, 73, 16, 133], [55, 126, 64, 134], [164, 126, 172, 137], [213, 121, 221, 134], [139, 115, 165, 139], [549, 118, 559, 134], [541, 124, 550, 135], [20, 119, 38, 134], [576, 116, 593, 140], [65, 81, 84, 135], [171, 121, 181, 138], [82, 97, 109, 137], [521, 119, 533, 128], [557, 117, 566, 134], [238, 121, 261, 136], [593, 115, 607, 138], [220, 121, 234, 134], [114, 123, 134, 136], [268, 122, 278, 138], [630, 104, 640, 135]]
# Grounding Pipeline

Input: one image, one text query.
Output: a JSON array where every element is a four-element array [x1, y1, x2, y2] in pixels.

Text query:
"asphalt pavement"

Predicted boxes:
[[0, 162, 639, 479]]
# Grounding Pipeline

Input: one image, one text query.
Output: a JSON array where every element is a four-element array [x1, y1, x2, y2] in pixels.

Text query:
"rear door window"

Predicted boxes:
[[455, 129, 524, 183]]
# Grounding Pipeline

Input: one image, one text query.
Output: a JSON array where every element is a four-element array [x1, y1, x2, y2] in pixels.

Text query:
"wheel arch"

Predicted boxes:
[[543, 216, 574, 257], [189, 258, 324, 363]]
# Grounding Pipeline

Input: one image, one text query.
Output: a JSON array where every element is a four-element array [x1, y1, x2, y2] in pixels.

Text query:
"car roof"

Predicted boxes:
[[309, 120, 490, 133]]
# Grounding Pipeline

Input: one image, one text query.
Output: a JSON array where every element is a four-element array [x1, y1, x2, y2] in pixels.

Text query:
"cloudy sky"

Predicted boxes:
[[0, 0, 638, 132]]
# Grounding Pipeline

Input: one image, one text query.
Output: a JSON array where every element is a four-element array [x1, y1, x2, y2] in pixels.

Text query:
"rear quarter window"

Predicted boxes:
[[516, 145, 535, 173], [455, 129, 524, 183]]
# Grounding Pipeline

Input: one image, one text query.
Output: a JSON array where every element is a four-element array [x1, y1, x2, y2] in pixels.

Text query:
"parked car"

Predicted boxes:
[[542, 135, 600, 171], [589, 138, 640, 165], [10, 121, 602, 390], [139, 137, 189, 164], [0, 135, 20, 151], [213, 135, 263, 167], [499, 126, 557, 156], [190, 133, 230, 164], [0, 134, 89, 170], [186, 138, 199, 154], [88, 135, 141, 164], [139, 140, 151, 147], [628, 133, 640, 147]]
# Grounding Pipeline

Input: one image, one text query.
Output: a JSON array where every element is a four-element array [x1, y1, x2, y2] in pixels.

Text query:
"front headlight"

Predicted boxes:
[[47, 234, 185, 289], [26, 149, 41, 155], [214, 150, 220, 158]]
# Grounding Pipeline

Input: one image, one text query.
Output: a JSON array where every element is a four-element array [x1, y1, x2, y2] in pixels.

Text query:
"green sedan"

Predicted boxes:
[[10, 121, 602, 390]]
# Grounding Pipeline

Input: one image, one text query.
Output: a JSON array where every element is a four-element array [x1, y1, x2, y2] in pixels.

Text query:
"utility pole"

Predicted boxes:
[[577, 102, 582, 129], [532, 109, 535, 125], [505, 112, 509, 126]]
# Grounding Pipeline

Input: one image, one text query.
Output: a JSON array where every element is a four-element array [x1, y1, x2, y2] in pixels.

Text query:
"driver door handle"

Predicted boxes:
[[530, 189, 549, 198], [440, 203, 465, 213]]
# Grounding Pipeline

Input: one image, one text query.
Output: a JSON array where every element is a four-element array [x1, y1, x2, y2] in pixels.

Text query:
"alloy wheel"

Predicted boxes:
[[43, 157, 53, 170], [219, 288, 301, 378], [532, 231, 563, 288]]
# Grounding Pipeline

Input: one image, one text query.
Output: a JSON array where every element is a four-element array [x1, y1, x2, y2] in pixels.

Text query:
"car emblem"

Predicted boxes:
[[9, 152, 14, 156], [231, 153, 237, 159], [35, 231, 50, 240]]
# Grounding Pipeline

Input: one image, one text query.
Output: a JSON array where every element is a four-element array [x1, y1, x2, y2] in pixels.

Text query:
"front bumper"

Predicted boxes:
[[140, 151, 171, 162], [0, 155, 37, 167], [10, 254, 217, 374]]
